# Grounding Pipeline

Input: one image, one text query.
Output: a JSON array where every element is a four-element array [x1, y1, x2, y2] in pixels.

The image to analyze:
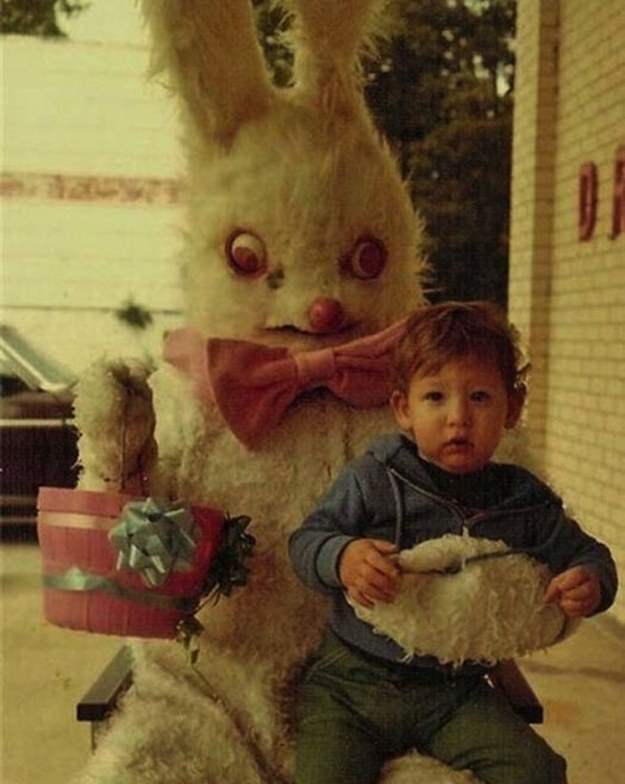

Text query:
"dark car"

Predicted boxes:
[[0, 325, 78, 537]]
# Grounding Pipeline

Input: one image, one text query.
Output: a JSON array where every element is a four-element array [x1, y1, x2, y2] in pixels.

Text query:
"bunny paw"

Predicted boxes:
[[74, 358, 156, 493]]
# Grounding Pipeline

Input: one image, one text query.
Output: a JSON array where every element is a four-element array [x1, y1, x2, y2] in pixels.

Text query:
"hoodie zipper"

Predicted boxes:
[[386, 466, 551, 533]]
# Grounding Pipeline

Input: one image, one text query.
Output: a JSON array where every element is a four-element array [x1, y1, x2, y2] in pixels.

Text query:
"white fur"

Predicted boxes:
[[74, 358, 155, 492], [140, 0, 425, 343], [71, 3, 544, 784], [352, 534, 576, 667], [142, 0, 275, 145], [180, 115, 424, 341]]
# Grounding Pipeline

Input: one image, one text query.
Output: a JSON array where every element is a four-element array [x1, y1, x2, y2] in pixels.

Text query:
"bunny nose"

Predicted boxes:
[[308, 298, 345, 334]]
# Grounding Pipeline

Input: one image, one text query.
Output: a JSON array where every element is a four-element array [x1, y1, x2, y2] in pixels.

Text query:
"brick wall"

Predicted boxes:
[[1, 36, 185, 372], [508, 0, 560, 464], [509, 0, 625, 622]]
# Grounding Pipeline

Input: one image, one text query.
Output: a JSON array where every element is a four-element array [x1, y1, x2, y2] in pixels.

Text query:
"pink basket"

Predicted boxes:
[[37, 487, 224, 638]]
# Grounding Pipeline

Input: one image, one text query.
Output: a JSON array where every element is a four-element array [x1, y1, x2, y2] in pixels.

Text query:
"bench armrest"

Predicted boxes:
[[76, 645, 133, 723]]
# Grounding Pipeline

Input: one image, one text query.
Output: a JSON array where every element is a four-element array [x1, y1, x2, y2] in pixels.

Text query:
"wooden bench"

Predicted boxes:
[[76, 646, 134, 750], [76, 648, 542, 750]]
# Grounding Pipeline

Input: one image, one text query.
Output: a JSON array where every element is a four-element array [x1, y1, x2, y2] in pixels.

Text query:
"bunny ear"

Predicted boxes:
[[283, 0, 394, 116], [139, 0, 275, 146]]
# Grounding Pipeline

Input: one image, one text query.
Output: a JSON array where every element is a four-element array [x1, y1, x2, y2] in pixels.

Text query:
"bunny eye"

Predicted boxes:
[[345, 237, 386, 280], [226, 231, 267, 276]]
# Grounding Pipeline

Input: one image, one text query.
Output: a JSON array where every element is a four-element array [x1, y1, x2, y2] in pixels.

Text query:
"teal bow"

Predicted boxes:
[[109, 498, 197, 587]]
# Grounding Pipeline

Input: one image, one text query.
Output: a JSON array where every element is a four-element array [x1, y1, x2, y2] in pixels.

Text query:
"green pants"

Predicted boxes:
[[295, 631, 566, 784]]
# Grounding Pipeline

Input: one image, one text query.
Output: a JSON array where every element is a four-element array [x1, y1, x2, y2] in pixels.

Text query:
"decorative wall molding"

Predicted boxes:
[[0, 172, 181, 205]]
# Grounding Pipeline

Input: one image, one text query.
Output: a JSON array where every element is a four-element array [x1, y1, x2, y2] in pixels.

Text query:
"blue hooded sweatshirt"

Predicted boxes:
[[288, 433, 618, 672]]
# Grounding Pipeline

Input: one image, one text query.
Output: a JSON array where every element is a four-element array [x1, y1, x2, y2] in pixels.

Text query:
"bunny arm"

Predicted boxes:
[[140, 0, 275, 146], [73, 358, 157, 494]]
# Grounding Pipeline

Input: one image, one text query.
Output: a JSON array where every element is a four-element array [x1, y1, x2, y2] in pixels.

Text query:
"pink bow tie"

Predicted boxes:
[[163, 319, 407, 448]]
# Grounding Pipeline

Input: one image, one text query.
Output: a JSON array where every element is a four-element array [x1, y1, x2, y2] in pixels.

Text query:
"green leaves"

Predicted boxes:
[[1, 0, 88, 38], [366, 0, 517, 304], [115, 299, 154, 331], [202, 515, 256, 600]]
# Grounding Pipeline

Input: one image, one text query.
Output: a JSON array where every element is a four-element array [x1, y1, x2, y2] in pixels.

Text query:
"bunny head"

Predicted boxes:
[[143, 0, 427, 349]]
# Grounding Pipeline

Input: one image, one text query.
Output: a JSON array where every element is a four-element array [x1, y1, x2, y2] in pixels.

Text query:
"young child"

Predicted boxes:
[[288, 300, 617, 784]]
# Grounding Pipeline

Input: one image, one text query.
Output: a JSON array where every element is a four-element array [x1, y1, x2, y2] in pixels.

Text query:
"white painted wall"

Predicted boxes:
[[1, 34, 185, 374], [3, 35, 180, 177]]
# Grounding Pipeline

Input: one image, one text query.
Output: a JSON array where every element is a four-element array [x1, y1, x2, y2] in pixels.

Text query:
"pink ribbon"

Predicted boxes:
[[163, 318, 407, 448]]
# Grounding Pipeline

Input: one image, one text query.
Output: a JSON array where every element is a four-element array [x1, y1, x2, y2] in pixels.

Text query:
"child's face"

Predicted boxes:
[[390, 354, 523, 474]]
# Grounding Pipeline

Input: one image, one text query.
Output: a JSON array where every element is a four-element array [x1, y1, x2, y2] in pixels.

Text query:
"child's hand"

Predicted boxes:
[[544, 565, 602, 618], [339, 539, 400, 608]]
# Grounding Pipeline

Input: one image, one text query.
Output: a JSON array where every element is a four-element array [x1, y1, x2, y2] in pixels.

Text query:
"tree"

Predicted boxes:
[[366, 0, 517, 304], [1, 0, 88, 37], [253, 0, 294, 88]]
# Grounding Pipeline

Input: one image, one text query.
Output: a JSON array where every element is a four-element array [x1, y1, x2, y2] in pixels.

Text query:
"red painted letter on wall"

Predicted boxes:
[[579, 162, 598, 241], [611, 146, 625, 239]]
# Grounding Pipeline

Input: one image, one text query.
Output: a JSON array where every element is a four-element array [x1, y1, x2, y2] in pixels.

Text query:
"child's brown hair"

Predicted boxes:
[[393, 301, 529, 394]]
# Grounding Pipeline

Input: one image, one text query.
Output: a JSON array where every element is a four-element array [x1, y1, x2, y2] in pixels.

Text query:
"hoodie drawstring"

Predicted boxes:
[[386, 467, 404, 548]]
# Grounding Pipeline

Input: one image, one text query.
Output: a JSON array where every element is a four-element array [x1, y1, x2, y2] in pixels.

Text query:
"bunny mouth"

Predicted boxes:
[[266, 323, 357, 337], [260, 323, 359, 347]]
